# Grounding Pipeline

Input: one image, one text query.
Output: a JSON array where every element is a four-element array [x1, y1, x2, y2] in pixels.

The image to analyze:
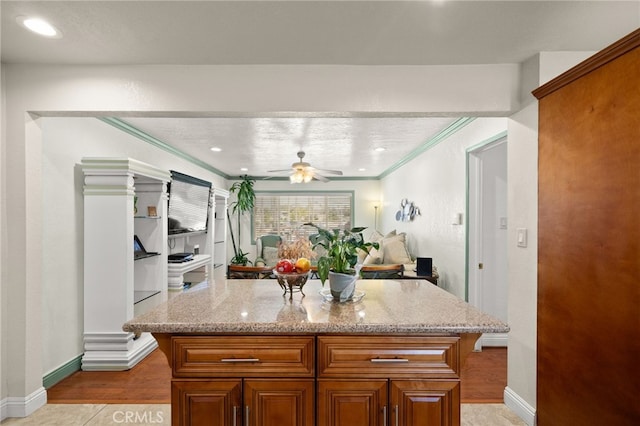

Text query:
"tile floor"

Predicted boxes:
[[1, 403, 527, 425]]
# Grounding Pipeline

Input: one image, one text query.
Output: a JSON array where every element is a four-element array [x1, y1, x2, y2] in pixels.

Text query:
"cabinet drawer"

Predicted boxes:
[[318, 336, 459, 379], [172, 336, 314, 377]]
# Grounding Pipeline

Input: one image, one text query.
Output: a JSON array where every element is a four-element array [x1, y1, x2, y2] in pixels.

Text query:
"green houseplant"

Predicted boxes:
[[304, 223, 379, 300], [228, 175, 256, 265]]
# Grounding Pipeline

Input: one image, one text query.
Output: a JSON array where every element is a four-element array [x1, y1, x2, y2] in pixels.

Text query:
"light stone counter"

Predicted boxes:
[[123, 278, 509, 335]]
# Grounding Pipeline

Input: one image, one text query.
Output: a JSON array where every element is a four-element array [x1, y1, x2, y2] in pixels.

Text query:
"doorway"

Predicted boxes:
[[467, 136, 508, 349]]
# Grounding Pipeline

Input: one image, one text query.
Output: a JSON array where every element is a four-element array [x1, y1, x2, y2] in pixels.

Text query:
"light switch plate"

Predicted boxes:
[[516, 228, 528, 247]]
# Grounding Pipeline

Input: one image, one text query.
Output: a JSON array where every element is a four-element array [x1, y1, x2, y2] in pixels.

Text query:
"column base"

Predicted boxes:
[[81, 332, 157, 371]]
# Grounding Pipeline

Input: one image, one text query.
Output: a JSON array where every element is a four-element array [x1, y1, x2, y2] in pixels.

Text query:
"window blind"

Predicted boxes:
[[253, 192, 353, 241]]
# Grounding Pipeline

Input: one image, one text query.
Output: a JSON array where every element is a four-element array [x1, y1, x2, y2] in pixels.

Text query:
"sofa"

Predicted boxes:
[[357, 229, 422, 279]]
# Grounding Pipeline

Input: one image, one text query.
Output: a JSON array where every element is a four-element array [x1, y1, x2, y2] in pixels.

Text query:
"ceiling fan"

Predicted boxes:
[[267, 151, 343, 183]]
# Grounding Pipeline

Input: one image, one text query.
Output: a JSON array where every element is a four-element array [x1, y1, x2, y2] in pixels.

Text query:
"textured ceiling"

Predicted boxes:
[[121, 116, 460, 178]]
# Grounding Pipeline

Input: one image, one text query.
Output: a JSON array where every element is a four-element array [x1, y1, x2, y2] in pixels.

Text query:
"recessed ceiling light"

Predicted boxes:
[[375, 147, 386, 152], [358, 168, 366, 172], [240, 167, 248, 172], [16, 16, 62, 38], [210, 147, 222, 152]]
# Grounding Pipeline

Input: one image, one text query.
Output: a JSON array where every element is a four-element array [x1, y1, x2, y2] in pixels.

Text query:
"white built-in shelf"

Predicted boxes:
[[134, 253, 161, 261]]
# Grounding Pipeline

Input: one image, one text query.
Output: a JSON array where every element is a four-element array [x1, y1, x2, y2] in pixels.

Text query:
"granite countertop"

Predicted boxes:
[[123, 279, 509, 335]]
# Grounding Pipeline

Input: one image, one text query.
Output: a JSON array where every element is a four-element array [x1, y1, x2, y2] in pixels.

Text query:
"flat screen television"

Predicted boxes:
[[168, 171, 212, 235]]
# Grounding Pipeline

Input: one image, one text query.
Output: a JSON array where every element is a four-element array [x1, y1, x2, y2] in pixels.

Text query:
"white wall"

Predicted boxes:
[[0, 5, 5, 402], [379, 118, 507, 299], [40, 117, 227, 377], [1, 62, 520, 412], [503, 51, 595, 425], [1, 61, 521, 418]]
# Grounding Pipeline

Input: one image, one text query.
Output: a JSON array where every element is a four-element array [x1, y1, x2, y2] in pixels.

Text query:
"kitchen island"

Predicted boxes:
[[123, 278, 508, 426]]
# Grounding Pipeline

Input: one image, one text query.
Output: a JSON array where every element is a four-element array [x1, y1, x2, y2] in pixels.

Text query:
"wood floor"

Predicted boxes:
[[47, 347, 507, 404]]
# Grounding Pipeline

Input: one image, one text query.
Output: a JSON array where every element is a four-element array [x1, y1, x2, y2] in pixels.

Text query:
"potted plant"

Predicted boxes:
[[228, 175, 256, 265], [304, 222, 379, 301]]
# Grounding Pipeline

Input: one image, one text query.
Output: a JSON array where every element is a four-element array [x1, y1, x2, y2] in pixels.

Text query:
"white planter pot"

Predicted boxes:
[[328, 271, 357, 301]]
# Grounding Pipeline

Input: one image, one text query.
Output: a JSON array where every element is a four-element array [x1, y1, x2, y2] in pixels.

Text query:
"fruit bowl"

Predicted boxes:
[[273, 270, 310, 299]]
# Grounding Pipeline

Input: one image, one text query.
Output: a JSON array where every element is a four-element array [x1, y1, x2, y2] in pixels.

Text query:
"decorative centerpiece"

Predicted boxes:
[[304, 223, 379, 302], [273, 237, 314, 299]]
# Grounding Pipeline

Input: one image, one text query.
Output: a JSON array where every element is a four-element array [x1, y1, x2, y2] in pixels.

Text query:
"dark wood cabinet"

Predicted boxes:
[[391, 381, 459, 426], [244, 379, 314, 426], [158, 333, 465, 426], [317, 380, 388, 426], [318, 379, 459, 426], [533, 28, 640, 425], [172, 379, 313, 426], [317, 336, 460, 426], [172, 380, 241, 425]]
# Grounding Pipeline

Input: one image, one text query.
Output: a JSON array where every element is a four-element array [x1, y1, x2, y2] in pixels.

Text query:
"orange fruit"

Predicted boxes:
[[295, 257, 311, 273]]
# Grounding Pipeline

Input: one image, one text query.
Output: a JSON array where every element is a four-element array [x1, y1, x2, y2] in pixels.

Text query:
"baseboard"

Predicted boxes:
[[43, 354, 82, 389], [504, 386, 536, 426], [473, 332, 508, 350], [0, 386, 47, 420]]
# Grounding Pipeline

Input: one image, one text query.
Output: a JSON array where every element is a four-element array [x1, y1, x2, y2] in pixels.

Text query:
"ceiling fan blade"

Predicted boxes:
[[312, 173, 330, 182], [267, 168, 293, 173], [313, 168, 343, 175]]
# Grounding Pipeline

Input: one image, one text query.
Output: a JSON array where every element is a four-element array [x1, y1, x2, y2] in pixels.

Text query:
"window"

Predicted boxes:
[[252, 192, 353, 241]]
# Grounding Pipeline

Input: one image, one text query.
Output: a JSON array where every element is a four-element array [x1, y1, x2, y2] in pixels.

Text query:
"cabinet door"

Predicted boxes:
[[244, 379, 314, 426], [317, 379, 388, 426], [172, 379, 242, 426], [390, 381, 460, 426]]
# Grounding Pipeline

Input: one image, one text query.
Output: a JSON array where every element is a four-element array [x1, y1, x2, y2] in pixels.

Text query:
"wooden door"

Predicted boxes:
[[244, 379, 314, 426], [317, 379, 388, 426], [391, 381, 460, 426], [172, 379, 241, 426]]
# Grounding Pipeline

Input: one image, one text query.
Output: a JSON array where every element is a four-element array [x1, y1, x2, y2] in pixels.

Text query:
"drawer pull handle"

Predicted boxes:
[[394, 405, 399, 426], [370, 358, 409, 363], [221, 358, 260, 363], [232, 406, 237, 426], [245, 406, 250, 426]]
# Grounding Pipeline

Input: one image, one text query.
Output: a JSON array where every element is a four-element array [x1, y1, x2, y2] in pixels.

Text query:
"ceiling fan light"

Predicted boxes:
[[290, 170, 304, 184], [303, 173, 313, 183]]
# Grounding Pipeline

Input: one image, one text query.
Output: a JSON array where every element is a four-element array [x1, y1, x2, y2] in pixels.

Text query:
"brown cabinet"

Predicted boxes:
[[317, 379, 387, 426], [159, 334, 462, 426], [317, 336, 460, 426], [172, 380, 241, 425], [318, 379, 459, 426], [172, 378, 314, 426], [170, 336, 315, 426]]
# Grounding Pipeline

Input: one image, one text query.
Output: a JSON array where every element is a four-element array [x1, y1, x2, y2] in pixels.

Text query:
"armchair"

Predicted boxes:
[[255, 234, 282, 267]]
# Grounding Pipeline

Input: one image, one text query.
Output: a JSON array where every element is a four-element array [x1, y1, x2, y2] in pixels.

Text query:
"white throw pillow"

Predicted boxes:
[[382, 233, 412, 264], [363, 246, 382, 264], [263, 246, 280, 267]]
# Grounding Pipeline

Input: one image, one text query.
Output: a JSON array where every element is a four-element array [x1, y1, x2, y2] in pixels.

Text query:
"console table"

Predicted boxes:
[[402, 267, 439, 285], [227, 264, 274, 279], [167, 254, 211, 291]]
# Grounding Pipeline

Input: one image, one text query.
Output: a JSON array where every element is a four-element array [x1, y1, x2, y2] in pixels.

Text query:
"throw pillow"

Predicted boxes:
[[262, 246, 280, 267], [382, 232, 412, 264], [363, 246, 382, 264]]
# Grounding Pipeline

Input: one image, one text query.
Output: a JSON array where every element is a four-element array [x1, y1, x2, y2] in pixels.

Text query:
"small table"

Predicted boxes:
[[227, 264, 274, 279]]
